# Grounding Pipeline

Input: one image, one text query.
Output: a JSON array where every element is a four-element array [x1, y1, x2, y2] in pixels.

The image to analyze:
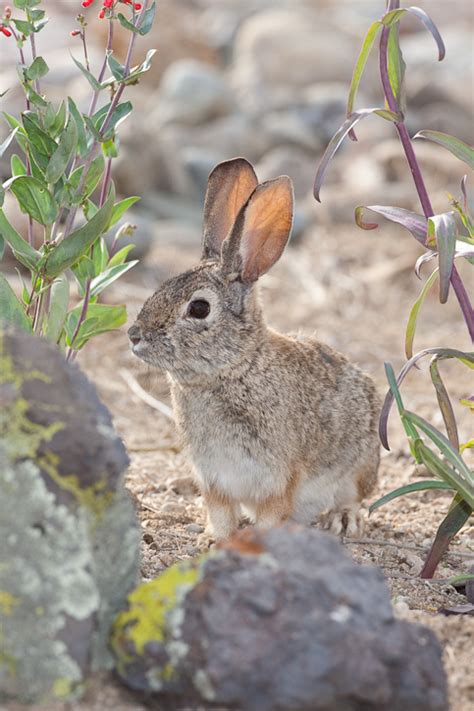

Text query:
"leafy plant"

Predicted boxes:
[[314, 0, 473, 577], [0, 0, 156, 359]]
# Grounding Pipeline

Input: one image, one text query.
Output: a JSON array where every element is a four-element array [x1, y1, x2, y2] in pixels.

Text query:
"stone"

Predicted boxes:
[[153, 59, 235, 128], [0, 331, 140, 703], [111, 526, 447, 710]]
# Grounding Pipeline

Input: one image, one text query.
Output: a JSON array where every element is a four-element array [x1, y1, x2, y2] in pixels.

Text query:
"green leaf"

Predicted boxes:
[[44, 184, 115, 277], [0, 234, 4, 259], [124, 49, 157, 84], [427, 212, 457, 303], [107, 243, 135, 268], [0, 127, 19, 158], [12, 18, 33, 36], [139, 2, 156, 35], [100, 101, 132, 139], [429, 357, 459, 451], [414, 130, 474, 170], [405, 267, 439, 359], [102, 139, 117, 158], [382, 7, 445, 61], [68, 154, 104, 202], [369, 480, 453, 514], [117, 12, 140, 34], [68, 98, 88, 157], [44, 100, 67, 138], [0, 273, 32, 332], [71, 256, 95, 295], [405, 411, 474, 492], [387, 24, 406, 112], [346, 21, 381, 136], [26, 56, 49, 80], [11, 154, 27, 176], [71, 54, 105, 92], [0, 209, 40, 270], [66, 302, 127, 350], [22, 112, 57, 157], [45, 118, 78, 185], [107, 52, 125, 81], [25, 87, 48, 109], [420, 496, 472, 578], [108, 196, 140, 229], [10, 176, 58, 225], [43, 274, 69, 343], [92, 236, 109, 275], [383, 362, 419, 444], [313, 108, 402, 201], [89, 260, 138, 298]]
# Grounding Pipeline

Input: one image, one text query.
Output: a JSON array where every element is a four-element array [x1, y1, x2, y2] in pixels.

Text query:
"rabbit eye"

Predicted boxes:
[[188, 299, 210, 319]]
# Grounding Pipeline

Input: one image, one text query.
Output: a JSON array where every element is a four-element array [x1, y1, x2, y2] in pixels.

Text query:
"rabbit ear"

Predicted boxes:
[[223, 176, 294, 282], [201, 158, 258, 260]]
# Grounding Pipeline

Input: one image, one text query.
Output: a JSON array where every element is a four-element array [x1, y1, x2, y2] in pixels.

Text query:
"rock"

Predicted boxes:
[[231, 10, 357, 112], [186, 523, 204, 535], [256, 146, 316, 199], [111, 526, 447, 710], [0, 331, 140, 703], [153, 59, 235, 127]]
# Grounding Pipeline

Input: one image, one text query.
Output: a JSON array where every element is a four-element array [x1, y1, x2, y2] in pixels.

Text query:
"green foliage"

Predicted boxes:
[[315, 1, 473, 577], [0, 0, 157, 358]]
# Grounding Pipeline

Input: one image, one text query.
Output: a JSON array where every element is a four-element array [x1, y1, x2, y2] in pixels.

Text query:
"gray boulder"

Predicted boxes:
[[0, 330, 140, 703], [112, 526, 447, 710]]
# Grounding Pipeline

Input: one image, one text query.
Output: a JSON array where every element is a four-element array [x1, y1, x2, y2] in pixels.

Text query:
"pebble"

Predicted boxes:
[[186, 523, 205, 534]]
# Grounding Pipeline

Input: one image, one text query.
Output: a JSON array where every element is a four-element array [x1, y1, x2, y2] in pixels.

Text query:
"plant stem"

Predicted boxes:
[[66, 278, 91, 359], [379, 3, 474, 341], [10, 26, 35, 246], [29, 28, 41, 96], [81, 27, 90, 72]]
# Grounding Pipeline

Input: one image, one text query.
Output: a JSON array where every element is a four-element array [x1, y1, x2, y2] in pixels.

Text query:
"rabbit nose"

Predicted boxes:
[[128, 323, 142, 346]]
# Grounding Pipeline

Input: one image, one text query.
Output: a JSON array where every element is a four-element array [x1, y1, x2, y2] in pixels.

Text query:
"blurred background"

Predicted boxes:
[[0, 0, 473, 427]]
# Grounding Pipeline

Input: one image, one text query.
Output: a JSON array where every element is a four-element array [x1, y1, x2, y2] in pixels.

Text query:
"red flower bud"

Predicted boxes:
[[0, 24, 12, 37], [134, 2, 141, 8], [81, 0, 94, 7], [98, 8, 105, 18], [70, 29, 81, 36], [103, 0, 113, 8]]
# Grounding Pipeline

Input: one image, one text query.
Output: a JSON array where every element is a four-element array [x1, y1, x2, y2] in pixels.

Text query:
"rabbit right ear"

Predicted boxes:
[[201, 158, 258, 260]]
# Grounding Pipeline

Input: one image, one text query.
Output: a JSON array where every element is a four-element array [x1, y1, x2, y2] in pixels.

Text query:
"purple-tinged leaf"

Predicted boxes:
[[379, 348, 474, 450], [355, 205, 427, 243], [387, 24, 406, 111], [369, 479, 453, 514], [420, 496, 472, 578], [382, 7, 445, 61], [461, 175, 468, 210], [428, 212, 457, 303], [450, 265, 474, 342], [416, 244, 474, 279], [414, 130, 474, 169], [429, 357, 459, 451], [313, 108, 401, 202], [415, 250, 435, 278], [405, 267, 438, 359], [354, 206, 378, 230], [346, 21, 382, 141]]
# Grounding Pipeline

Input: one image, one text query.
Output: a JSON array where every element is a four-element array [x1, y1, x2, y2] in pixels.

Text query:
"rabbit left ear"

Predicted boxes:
[[223, 176, 294, 282], [201, 158, 258, 260]]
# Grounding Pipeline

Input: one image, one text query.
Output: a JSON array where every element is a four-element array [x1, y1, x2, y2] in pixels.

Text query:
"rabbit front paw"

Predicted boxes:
[[320, 505, 365, 538]]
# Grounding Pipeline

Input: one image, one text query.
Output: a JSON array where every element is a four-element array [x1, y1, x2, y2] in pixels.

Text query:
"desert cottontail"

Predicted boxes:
[[129, 158, 380, 539]]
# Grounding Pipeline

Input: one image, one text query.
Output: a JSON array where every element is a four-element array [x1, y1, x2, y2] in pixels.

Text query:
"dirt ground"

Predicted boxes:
[[3, 221, 473, 711], [73, 219, 473, 711]]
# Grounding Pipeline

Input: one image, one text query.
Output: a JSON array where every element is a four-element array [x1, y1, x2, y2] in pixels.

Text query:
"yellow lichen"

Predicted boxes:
[[52, 677, 74, 699], [0, 591, 20, 616], [111, 559, 202, 666]]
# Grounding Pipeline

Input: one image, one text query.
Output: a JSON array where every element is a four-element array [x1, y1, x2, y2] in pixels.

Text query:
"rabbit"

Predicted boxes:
[[128, 157, 380, 541]]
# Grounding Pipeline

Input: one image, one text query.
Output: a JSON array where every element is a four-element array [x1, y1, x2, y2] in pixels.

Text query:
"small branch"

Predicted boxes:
[[29, 29, 41, 95], [81, 27, 90, 72], [66, 279, 91, 360], [343, 537, 474, 559], [119, 368, 175, 421]]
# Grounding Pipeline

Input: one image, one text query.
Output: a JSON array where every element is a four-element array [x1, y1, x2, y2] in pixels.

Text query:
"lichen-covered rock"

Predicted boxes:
[[0, 330, 140, 703], [111, 526, 447, 711]]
